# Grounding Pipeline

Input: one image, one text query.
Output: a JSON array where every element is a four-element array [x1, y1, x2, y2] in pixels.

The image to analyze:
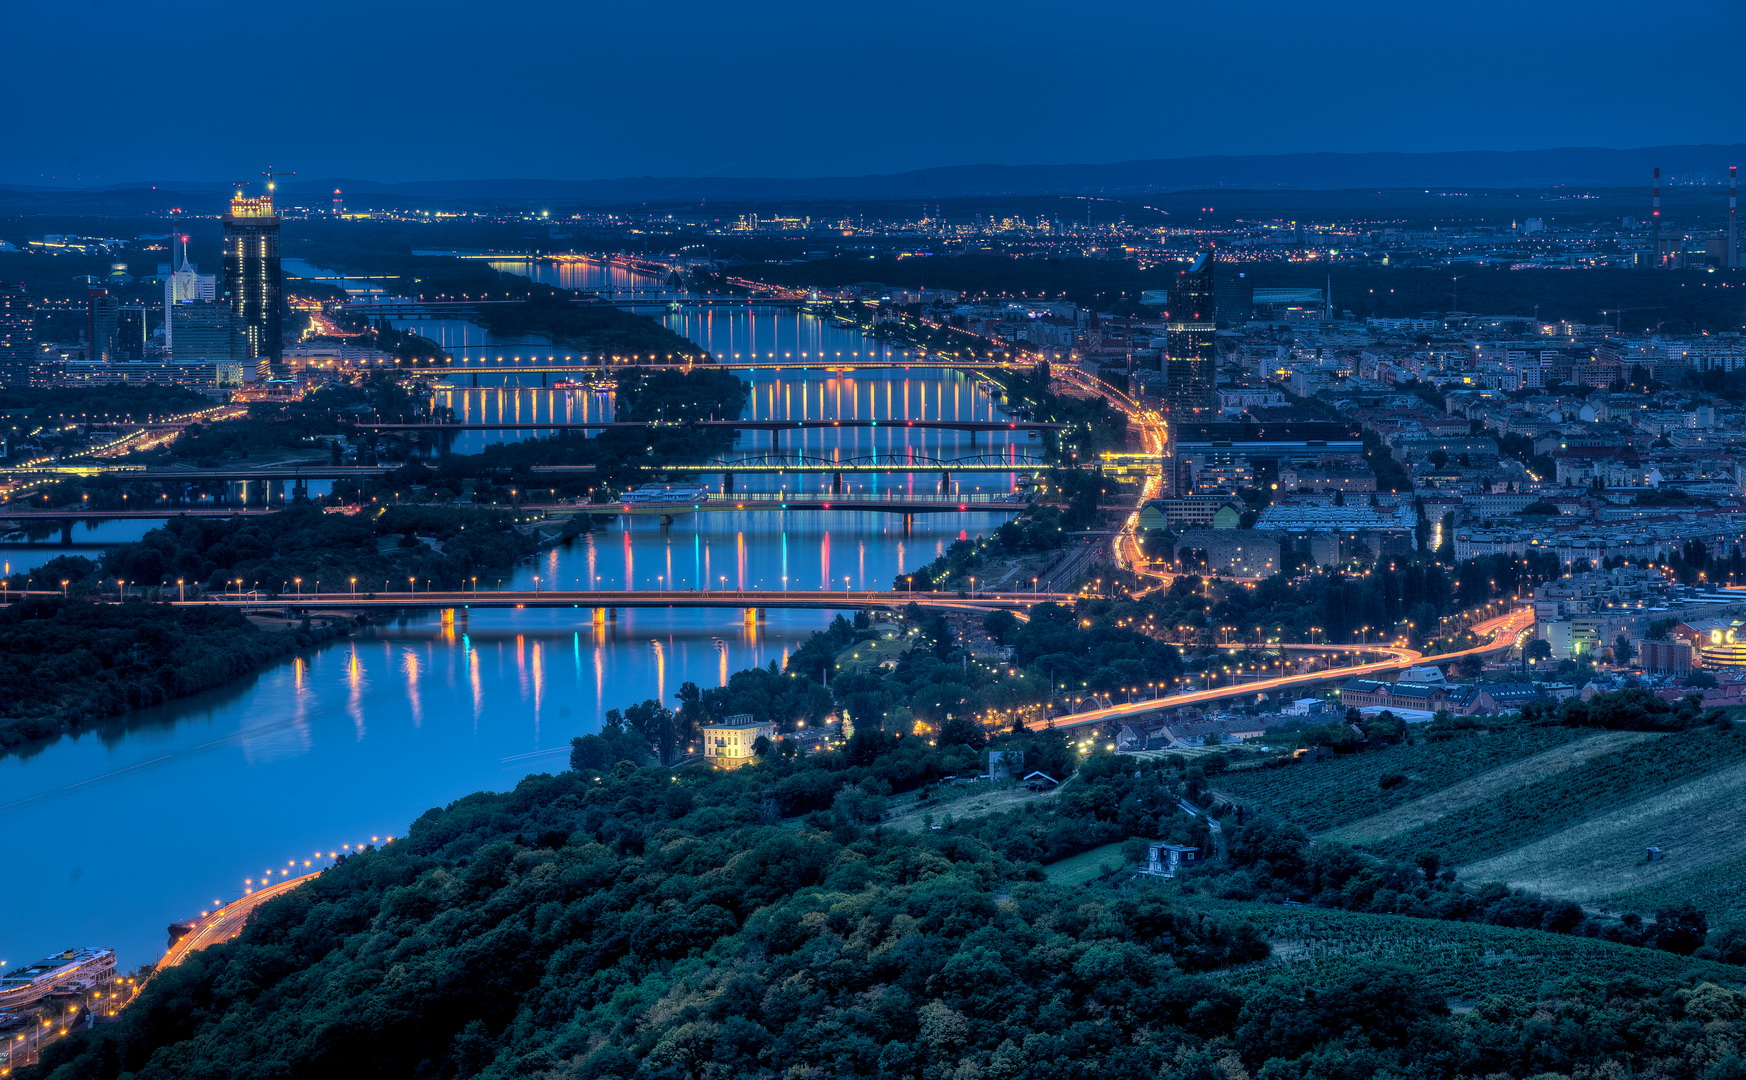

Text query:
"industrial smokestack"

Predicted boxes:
[[1730, 166, 1739, 270], [1653, 167, 1664, 268]]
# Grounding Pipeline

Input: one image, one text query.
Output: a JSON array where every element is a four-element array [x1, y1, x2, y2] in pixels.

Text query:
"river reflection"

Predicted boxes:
[[0, 267, 1028, 970]]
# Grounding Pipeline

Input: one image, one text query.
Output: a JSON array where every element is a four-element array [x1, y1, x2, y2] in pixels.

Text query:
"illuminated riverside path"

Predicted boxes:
[[0, 276, 1050, 971], [156, 871, 324, 972]]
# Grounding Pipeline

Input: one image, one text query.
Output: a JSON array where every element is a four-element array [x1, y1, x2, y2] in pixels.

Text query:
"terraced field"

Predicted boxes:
[[1185, 899, 1746, 999], [1212, 727, 1589, 833], [1460, 757, 1746, 907], [1369, 727, 1746, 868], [1324, 731, 1658, 846], [1613, 851, 1746, 931]]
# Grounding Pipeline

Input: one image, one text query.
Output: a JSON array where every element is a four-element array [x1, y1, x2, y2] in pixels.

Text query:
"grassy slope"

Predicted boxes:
[[1324, 731, 1659, 846], [1212, 728, 1588, 833], [1460, 757, 1746, 909], [1183, 898, 1746, 1000], [1370, 727, 1746, 868], [1614, 852, 1746, 932], [1041, 841, 1133, 886]]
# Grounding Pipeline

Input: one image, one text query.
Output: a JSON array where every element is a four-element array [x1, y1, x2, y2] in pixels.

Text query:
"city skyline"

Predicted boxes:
[[4, 0, 1741, 186]]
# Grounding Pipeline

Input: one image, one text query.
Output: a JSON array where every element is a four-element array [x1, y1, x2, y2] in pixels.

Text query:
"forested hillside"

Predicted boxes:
[[32, 718, 1746, 1080]]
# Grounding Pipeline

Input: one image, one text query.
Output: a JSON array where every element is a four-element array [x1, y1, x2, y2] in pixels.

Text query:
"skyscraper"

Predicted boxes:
[[163, 233, 217, 350], [223, 177, 284, 375], [0, 280, 36, 386], [1163, 253, 1217, 415], [86, 287, 119, 364]]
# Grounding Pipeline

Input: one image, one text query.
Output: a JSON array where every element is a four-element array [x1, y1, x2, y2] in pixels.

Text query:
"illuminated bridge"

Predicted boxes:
[[173, 588, 1072, 614], [0, 465, 464, 481], [0, 454, 1045, 483], [359, 420, 1060, 434], [397, 356, 1028, 378], [663, 453, 1042, 475], [0, 494, 1045, 525]]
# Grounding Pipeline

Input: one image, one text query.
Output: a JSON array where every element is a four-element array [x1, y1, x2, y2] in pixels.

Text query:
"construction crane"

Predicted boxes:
[[261, 167, 296, 197]]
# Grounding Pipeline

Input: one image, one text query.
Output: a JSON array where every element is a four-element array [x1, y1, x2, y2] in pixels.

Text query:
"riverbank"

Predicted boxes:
[[289, 242, 704, 359], [0, 597, 351, 752]]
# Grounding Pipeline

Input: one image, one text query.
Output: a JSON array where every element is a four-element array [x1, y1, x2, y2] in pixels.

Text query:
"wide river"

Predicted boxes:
[[0, 260, 1040, 970]]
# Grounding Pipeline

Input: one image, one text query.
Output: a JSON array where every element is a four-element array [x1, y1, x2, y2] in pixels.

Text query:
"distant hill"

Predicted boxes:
[[32, 144, 1744, 204]]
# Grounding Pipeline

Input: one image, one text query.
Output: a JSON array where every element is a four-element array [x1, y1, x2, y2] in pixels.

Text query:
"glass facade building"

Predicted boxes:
[[223, 191, 283, 374], [0, 280, 35, 386], [1164, 253, 1217, 415]]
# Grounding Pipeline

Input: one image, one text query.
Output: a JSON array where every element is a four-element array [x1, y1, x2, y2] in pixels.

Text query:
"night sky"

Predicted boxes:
[[5, 0, 1742, 185]]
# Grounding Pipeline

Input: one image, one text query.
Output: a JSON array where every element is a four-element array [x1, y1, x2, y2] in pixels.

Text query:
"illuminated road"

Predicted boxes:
[[1047, 365, 1170, 592], [156, 871, 321, 972], [1038, 607, 1535, 730]]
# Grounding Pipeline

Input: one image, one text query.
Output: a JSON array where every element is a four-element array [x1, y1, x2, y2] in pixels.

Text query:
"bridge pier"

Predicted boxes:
[[723, 472, 735, 494], [471, 372, 479, 388], [742, 607, 765, 626], [831, 472, 842, 494], [770, 429, 780, 453], [938, 471, 952, 493], [61, 520, 73, 545], [592, 607, 618, 624], [659, 513, 674, 527]]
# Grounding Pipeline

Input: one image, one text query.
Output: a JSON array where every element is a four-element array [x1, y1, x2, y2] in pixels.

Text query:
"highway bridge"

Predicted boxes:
[[174, 588, 1072, 614], [359, 420, 1060, 434], [0, 464, 453, 481], [1, 454, 1043, 482], [419, 357, 1024, 378], [0, 493, 1065, 525], [664, 453, 1041, 475]]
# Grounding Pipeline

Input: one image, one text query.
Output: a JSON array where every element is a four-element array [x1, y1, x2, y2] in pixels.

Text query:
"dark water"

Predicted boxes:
[[0, 275, 1038, 970]]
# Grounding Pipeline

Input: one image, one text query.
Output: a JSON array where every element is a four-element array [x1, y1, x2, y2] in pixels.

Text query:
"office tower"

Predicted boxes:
[[0, 281, 35, 386], [170, 300, 244, 366], [223, 176, 284, 374], [1212, 265, 1253, 329], [86, 287, 119, 364], [163, 234, 218, 349], [1163, 253, 1217, 415]]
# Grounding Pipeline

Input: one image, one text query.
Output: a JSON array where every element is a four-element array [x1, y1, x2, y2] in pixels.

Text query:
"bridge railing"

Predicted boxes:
[[600, 491, 1034, 508]]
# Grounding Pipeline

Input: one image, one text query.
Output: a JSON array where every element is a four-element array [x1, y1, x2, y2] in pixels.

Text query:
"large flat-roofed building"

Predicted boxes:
[[170, 302, 246, 386], [701, 715, 777, 768], [1172, 428, 1365, 495]]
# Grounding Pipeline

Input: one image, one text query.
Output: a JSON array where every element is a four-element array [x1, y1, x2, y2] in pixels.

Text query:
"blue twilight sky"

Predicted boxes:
[[4, 0, 1742, 186]]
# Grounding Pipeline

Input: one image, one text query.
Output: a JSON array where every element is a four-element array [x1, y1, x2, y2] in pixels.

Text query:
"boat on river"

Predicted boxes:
[[0, 948, 115, 1009], [621, 483, 710, 506]]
